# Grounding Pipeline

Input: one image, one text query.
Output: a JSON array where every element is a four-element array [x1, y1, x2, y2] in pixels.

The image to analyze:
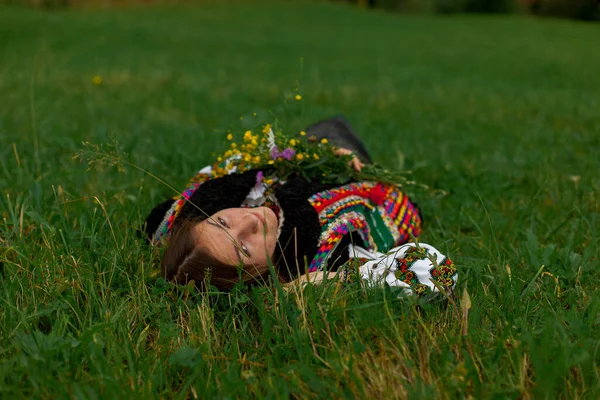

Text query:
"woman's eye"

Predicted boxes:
[[218, 217, 228, 228], [241, 244, 250, 258]]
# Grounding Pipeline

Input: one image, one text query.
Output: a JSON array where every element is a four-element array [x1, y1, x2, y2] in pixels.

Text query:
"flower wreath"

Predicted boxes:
[[211, 123, 415, 185], [153, 123, 416, 244]]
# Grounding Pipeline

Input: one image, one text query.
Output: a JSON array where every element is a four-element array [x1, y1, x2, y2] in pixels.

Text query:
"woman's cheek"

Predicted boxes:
[[269, 234, 277, 255]]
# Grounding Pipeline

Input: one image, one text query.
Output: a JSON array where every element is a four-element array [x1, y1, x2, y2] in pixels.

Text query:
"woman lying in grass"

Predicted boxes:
[[144, 117, 457, 295]]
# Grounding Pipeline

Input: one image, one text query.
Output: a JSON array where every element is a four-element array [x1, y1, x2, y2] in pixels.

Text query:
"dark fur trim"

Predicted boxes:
[[271, 177, 339, 281], [175, 169, 260, 227], [143, 169, 260, 242]]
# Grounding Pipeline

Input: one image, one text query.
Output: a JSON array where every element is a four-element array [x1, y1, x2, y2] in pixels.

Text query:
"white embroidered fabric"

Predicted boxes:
[[348, 243, 458, 296]]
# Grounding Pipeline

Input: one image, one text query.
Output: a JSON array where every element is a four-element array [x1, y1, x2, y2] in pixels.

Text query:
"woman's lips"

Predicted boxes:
[[251, 210, 266, 226]]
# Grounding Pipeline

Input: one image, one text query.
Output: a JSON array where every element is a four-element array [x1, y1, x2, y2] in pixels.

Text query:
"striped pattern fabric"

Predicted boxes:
[[307, 182, 421, 272]]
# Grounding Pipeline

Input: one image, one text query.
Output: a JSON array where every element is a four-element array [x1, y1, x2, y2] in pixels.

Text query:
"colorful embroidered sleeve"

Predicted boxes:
[[307, 182, 422, 272]]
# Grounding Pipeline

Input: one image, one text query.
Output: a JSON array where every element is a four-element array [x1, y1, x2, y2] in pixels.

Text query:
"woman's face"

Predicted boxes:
[[193, 207, 278, 270]]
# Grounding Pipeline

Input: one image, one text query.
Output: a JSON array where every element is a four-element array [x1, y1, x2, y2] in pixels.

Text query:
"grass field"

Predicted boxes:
[[1, 1, 600, 398]]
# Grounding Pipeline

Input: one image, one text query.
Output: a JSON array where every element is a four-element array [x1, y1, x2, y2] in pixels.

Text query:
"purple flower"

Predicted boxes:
[[270, 146, 280, 160], [281, 147, 296, 160], [255, 171, 264, 183]]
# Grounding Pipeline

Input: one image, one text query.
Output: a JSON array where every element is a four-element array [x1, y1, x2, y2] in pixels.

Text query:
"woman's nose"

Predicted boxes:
[[239, 212, 258, 236]]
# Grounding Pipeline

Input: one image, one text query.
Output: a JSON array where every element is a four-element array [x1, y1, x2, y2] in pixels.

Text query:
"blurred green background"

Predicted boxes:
[[1, 1, 599, 398], [9, 0, 600, 20]]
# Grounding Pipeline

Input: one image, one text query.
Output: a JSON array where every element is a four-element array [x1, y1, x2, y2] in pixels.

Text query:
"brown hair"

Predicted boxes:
[[161, 220, 273, 291]]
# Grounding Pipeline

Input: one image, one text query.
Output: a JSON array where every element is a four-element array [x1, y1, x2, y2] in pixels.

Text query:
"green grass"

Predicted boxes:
[[1, 1, 600, 397]]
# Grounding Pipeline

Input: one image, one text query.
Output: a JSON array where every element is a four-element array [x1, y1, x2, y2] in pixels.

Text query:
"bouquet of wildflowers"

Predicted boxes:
[[211, 123, 420, 188]]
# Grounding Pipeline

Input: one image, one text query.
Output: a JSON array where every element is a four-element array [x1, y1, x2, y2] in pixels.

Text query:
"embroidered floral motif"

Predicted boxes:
[[392, 245, 457, 296], [430, 257, 457, 289]]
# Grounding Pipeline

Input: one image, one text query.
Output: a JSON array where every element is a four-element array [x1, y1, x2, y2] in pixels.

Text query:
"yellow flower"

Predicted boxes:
[[266, 178, 273, 185], [300, 131, 306, 136], [244, 130, 253, 141], [268, 160, 275, 165], [246, 144, 254, 151], [262, 124, 271, 134], [251, 139, 258, 146], [253, 156, 261, 163], [244, 154, 252, 162], [296, 153, 304, 161], [227, 134, 233, 141], [231, 143, 237, 148], [224, 150, 233, 157], [217, 157, 222, 162], [295, 94, 302, 101], [226, 162, 234, 170], [92, 75, 102, 85], [320, 138, 328, 144], [289, 139, 297, 146], [313, 153, 319, 160]]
